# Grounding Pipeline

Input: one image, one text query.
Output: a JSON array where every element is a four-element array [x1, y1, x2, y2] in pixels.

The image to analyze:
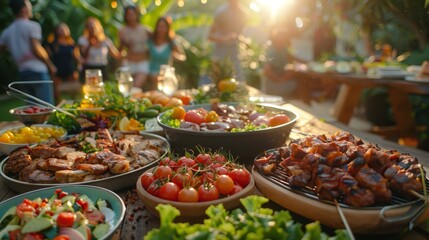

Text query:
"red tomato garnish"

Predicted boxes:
[[198, 184, 219, 202], [228, 184, 243, 195], [158, 182, 180, 201], [228, 168, 251, 188], [215, 175, 234, 195], [76, 198, 89, 211], [154, 165, 173, 179], [140, 172, 156, 190], [268, 114, 291, 127], [178, 187, 199, 202], [171, 171, 192, 189], [195, 153, 212, 165], [57, 212, 76, 228], [53, 235, 71, 240], [177, 156, 197, 168], [184, 110, 205, 125], [16, 202, 35, 218]]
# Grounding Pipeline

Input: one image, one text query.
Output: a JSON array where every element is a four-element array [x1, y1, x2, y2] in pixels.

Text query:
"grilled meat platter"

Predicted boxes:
[[254, 132, 425, 207], [2, 129, 168, 184]]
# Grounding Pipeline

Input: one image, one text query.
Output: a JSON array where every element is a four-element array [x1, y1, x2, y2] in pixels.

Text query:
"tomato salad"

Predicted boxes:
[[0, 189, 114, 240], [160, 103, 291, 132], [140, 151, 252, 202]]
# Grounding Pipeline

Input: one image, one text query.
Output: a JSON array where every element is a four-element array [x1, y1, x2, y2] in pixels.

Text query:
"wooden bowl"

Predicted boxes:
[[252, 167, 429, 234], [136, 168, 256, 222]]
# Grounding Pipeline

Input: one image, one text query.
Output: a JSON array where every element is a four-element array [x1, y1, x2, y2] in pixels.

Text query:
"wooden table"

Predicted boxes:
[[1, 103, 429, 240], [290, 70, 429, 142]]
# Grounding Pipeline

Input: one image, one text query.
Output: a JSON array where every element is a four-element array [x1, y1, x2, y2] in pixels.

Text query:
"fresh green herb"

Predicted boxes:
[[47, 111, 81, 134], [81, 141, 101, 153], [231, 124, 268, 132], [144, 195, 349, 240], [159, 110, 181, 128]]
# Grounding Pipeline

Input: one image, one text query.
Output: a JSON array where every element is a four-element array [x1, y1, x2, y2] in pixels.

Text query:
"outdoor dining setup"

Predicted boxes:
[[1, 0, 429, 240]]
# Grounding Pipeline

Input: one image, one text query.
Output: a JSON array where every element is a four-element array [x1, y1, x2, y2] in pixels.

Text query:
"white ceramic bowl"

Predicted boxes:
[[0, 124, 67, 155]]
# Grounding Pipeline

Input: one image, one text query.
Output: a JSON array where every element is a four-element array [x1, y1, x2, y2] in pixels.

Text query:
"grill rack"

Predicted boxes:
[[255, 145, 429, 210]]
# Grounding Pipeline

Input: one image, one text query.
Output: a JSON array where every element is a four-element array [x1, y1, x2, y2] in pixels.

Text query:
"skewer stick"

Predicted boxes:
[[334, 200, 356, 240], [409, 190, 428, 202]]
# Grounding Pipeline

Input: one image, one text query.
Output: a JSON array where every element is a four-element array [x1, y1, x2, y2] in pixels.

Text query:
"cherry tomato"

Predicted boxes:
[[178, 187, 199, 202], [215, 166, 228, 175], [201, 171, 215, 184], [195, 153, 212, 165], [53, 235, 71, 240], [177, 156, 197, 168], [172, 171, 192, 189], [57, 212, 76, 227], [229, 168, 251, 188], [154, 165, 173, 179], [198, 184, 219, 202], [140, 172, 156, 190], [228, 184, 243, 195], [215, 174, 234, 195], [76, 198, 89, 211], [159, 182, 180, 201], [190, 175, 203, 189], [268, 114, 291, 127], [212, 154, 227, 163], [178, 95, 191, 105], [170, 106, 186, 120], [23, 233, 44, 240], [160, 157, 178, 170], [84, 209, 105, 225], [204, 111, 219, 123], [184, 110, 205, 125], [147, 180, 161, 197], [16, 202, 35, 218]]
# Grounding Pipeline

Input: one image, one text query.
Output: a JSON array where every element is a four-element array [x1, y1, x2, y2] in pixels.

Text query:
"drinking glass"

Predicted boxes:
[[116, 67, 133, 97], [157, 65, 178, 96], [82, 69, 104, 99]]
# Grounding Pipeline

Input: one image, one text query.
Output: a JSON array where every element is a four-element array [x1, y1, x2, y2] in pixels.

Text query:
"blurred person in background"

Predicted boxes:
[[0, 0, 56, 104], [208, 0, 247, 81], [263, 28, 307, 99], [118, 5, 151, 89], [78, 16, 121, 82], [147, 16, 186, 90], [46, 23, 82, 100]]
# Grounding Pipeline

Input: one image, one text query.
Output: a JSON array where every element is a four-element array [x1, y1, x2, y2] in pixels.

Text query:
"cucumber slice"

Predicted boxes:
[[21, 217, 53, 234], [92, 223, 110, 239]]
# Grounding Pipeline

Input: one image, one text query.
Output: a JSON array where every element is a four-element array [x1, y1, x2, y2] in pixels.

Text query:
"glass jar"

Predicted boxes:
[[157, 65, 178, 96], [116, 66, 134, 97], [82, 69, 104, 99]]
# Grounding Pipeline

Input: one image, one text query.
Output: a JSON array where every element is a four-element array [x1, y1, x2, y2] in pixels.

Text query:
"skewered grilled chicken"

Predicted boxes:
[[255, 132, 425, 207]]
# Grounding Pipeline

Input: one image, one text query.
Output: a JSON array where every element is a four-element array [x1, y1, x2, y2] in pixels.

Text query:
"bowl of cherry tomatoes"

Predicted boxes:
[[10, 105, 55, 125], [136, 151, 255, 222], [157, 102, 298, 163]]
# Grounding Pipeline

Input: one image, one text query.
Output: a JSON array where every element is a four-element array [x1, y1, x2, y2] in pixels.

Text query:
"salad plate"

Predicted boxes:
[[0, 185, 125, 239]]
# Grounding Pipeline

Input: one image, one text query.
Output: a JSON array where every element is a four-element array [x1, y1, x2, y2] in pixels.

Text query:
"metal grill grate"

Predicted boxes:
[[257, 166, 429, 209]]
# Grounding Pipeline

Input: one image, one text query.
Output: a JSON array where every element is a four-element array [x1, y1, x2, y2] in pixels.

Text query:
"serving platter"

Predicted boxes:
[[0, 132, 170, 193], [252, 143, 429, 234], [157, 103, 298, 163], [0, 185, 125, 240]]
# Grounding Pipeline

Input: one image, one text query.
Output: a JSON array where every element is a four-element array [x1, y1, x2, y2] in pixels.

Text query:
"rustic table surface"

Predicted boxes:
[[1, 103, 428, 240]]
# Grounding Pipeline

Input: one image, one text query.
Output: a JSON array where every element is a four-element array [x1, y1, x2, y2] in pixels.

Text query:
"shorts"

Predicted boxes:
[[124, 60, 149, 74]]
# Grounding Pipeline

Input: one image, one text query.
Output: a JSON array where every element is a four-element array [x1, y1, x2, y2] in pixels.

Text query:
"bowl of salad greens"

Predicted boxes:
[[157, 103, 298, 163], [0, 185, 125, 240]]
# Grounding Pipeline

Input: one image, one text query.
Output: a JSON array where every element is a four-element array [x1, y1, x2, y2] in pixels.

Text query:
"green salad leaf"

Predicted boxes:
[[144, 195, 350, 240]]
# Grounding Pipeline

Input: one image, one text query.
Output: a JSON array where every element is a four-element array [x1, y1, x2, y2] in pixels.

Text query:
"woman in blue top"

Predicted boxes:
[[147, 16, 186, 90]]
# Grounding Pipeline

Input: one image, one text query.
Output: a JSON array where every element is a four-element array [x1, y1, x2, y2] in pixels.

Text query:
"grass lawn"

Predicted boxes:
[[0, 96, 25, 122]]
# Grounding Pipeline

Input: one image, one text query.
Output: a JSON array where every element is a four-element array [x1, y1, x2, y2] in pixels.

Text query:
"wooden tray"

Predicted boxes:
[[252, 167, 429, 234]]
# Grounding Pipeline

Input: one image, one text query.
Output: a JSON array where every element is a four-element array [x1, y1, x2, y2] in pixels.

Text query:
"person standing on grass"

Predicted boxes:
[[0, 0, 56, 104]]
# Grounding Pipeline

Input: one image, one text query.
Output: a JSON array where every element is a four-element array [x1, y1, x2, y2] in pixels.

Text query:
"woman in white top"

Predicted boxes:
[[118, 5, 151, 89], [78, 17, 121, 82]]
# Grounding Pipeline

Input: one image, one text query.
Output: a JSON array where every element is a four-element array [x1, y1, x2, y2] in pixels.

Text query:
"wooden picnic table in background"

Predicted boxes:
[[290, 70, 429, 144], [1, 102, 428, 239]]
